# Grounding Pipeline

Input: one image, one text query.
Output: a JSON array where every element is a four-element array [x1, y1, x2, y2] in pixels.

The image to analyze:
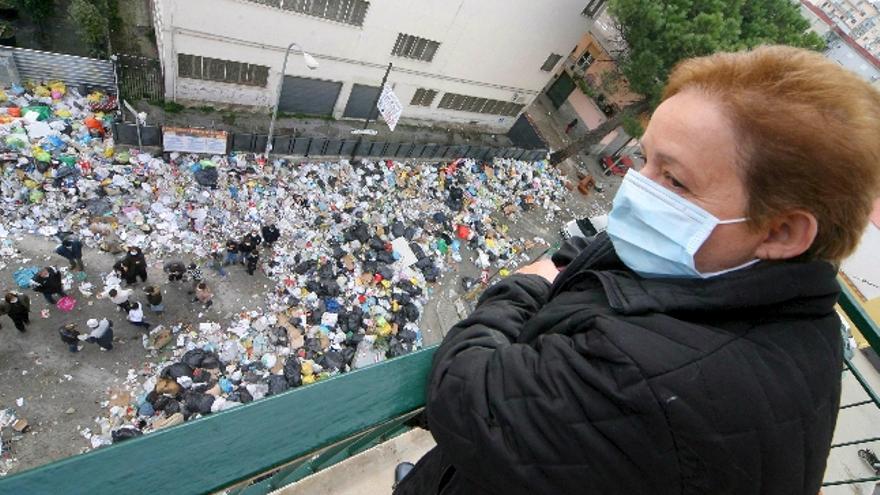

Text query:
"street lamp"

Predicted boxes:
[[266, 42, 319, 157]]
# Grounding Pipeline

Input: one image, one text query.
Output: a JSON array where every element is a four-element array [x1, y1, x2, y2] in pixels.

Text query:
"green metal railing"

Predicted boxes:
[[0, 281, 878, 494]]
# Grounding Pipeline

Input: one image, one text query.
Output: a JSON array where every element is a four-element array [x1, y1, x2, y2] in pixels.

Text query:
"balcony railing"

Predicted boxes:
[[0, 280, 878, 494]]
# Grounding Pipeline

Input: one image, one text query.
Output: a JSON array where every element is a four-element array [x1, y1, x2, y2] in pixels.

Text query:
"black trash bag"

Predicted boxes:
[[398, 328, 419, 343], [347, 331, 365, 346], [318, 351, 344, 373], [181, 349, 207, 368], [404, 226, 417, 240], [345, 308, 363, 333], [402, 303, 420, 323], [340, 346, 357, 367], [153, 395, 181, 415], [376, 251, 395, 265], [161, 362, 194, 379], [317, 263, 335, 279], [295, 260, 318, 275], [267, 375, 290, 396], [422, 265, 440, 283], [283, 356, 303, 387], [377, 265, 394, 281], [111, 427, 143, 444], [409, 243, 426, 260], [398, 280, 423, 296], [432, 212, 447, 224], [269, 326, 288, 346], [415, 257, 433, 270], [321, 279, 340, 297], [387, 337, 414, 358], [228, 387, 253, 404], [368, 237, 385, 251], [395, 292, 412, 305], [391, 221, 405, 238], [183, 391, 215, 415], [344, 222, 370, 243], [200, 353, 221, 369], [194, 167, 219, 187]]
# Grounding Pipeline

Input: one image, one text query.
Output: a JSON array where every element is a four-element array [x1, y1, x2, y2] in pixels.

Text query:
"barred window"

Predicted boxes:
[[410, 88, 437, 107], [438, 92, 524, 117], [541, 53, 562, 72], [178, 54, 269, 87], [582, 0, 606, 17], [392, 33, 441, 62], [245, 0, 370, 26]]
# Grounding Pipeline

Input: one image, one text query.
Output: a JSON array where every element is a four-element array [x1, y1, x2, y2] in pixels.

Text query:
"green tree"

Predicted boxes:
[[14, 0, 54, 25], [68, 0, 109, 57], [550, 0, 826, 164]]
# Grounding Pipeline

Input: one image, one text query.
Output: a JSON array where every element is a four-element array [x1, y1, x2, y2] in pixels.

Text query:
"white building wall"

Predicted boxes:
[[154, 0, 587, 131]]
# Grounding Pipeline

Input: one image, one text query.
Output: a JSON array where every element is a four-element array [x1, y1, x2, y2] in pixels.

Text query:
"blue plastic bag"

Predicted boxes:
[[14, 266, 39, 289]]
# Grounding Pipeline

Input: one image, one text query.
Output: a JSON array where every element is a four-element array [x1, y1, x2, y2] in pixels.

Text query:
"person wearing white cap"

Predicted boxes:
[[83, 317, 113, 351]]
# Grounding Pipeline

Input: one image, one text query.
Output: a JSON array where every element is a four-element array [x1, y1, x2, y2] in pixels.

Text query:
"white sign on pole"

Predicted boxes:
[[376, 83, 403, 132]]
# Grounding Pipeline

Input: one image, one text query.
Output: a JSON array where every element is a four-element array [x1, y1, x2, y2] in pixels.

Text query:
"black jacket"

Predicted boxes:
[[31, 268, 63, 294], [397, 234, 843, 495], [262, 225, 280, 244]]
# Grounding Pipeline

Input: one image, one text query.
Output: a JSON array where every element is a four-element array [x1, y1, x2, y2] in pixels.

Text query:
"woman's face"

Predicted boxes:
[[638, 89, 767, 273]]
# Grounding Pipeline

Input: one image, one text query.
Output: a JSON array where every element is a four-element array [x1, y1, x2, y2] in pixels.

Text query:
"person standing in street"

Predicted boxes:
[[106, 287, 133, 313], [56, 237, 85, 271], [193, 282, 214, 309], [122, 246, 148, 284], [59, 323, 82, 352], [238, 230, 261, 264], [245, 250, 260, 276], [31, 266, 65, 304], [144, 286, 164, 314], [261, 222, 280, 250], [84, 318, 113, 351], [127, 302, 150, 329], [164, 260, 186, 282], [2, 292, 31, 332], [565, 118, 578, 135], [224, 239, 240, 266]]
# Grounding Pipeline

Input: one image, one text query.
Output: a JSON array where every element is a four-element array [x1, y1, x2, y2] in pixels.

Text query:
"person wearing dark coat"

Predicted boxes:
[[56, 237, 84, 271], [2, 292, 31, 332], [119, 246, 147, 284], [394, 46, 880, 495], [85, 318, 114, 351], [245, 250, 259, 276], [31, 266, 65, 304], [59, 323, 81, 352], [261, 224, 280, 248], [164, 260, 186, 282], [238, 231, 261, 263]]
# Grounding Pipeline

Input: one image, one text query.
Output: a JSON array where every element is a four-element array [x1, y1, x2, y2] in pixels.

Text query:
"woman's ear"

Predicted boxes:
[[754, 209, 818, 261]]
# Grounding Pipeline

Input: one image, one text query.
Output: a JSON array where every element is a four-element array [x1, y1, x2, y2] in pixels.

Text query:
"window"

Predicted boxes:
[[576, 52, 595, 70], [411, 88, 437, 107], [177, 54, 269, 87], [245, 0, 370, 27], [582, 0, 606, 17], [541, 53, 563, 72], [392, 33, 441, 62], [438, 92, 524, 117]]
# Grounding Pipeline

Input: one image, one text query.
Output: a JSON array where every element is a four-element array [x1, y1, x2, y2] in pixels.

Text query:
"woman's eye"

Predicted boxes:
[[664, 172, 687, 191]]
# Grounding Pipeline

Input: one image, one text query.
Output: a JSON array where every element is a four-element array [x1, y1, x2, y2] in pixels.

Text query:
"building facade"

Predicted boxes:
[[151, 0, 589, 132], [805, 0, 880, 58]]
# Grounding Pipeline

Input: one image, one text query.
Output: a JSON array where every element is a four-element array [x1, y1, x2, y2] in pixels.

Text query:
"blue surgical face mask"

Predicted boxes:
[[607, 170, 759, 279]]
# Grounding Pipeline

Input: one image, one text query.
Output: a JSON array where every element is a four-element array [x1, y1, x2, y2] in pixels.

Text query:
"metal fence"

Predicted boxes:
[[233, 132, 548, 161], [114, 54, 164, 102]]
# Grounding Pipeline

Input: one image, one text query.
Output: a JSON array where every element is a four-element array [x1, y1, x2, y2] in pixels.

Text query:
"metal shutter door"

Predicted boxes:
[[342, 84, 380, 120], [278, 76, 342, 116], [546, 72, 575, 109]]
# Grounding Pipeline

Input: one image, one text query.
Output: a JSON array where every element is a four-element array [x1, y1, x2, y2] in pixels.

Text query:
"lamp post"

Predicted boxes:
[[266, 42, 319, 157]]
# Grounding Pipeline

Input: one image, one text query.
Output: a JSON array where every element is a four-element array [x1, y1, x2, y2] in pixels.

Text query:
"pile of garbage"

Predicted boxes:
[[0, 84, 573, 447]]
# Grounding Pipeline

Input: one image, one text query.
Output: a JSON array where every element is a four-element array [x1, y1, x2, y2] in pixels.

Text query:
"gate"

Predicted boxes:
[[279, 75, 342, 116], [3, 46, 115, 91], [342, 83, 380, 120], [114, 54, 164, 101], [546, 72, 576, 109]]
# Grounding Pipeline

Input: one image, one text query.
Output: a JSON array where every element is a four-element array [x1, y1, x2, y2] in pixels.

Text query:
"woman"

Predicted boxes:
[[395, 46, 880, 495]]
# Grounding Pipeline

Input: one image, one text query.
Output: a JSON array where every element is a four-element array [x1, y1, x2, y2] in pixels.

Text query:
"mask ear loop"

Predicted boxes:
[[717, 218, 748, 225]]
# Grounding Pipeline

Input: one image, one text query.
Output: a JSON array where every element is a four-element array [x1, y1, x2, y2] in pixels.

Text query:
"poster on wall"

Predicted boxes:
[[376, 83, 403, 132], [163, 127, 228, 155]]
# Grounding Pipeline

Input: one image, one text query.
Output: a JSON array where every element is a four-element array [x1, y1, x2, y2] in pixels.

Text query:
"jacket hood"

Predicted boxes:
[[551, 233, 840, 318]]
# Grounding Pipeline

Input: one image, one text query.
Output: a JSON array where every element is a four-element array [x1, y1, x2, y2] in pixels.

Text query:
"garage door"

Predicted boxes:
[[278, 76, 342, 116], [546, 72, 576, 109], [342, 83, 380, 120]]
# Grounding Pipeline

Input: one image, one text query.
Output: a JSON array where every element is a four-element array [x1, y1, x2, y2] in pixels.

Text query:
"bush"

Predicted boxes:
[[68, 0, 108, 57], [15, 0, 54, 24]]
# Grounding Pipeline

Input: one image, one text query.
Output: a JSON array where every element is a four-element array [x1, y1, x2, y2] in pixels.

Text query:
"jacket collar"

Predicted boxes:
[[551, 233, 840, 317]]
